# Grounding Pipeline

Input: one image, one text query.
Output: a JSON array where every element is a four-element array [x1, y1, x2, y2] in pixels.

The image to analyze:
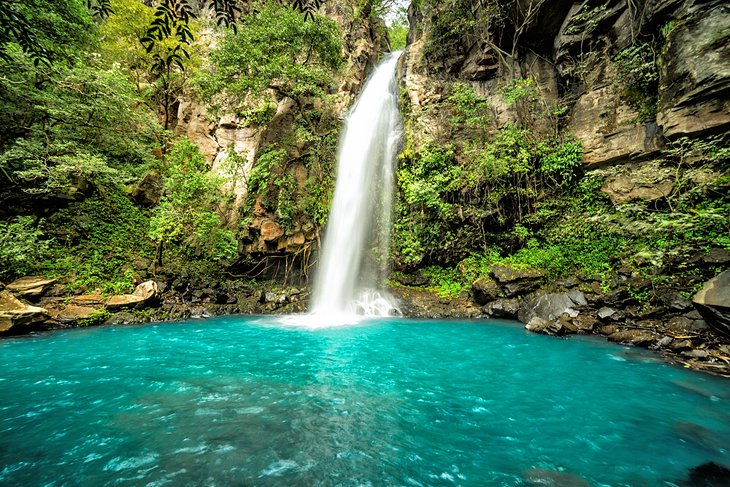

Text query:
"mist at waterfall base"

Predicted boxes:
[[3, 317, 730, 486], [310, 51, 402, 320]]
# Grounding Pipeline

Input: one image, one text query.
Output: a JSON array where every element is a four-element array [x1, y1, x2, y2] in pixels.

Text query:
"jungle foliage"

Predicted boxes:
[[0, 0, 348, 286], [197, 2, 343, 121]]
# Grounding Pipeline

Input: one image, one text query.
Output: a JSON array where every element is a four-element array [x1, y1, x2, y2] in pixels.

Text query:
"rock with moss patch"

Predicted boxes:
[[490, 264, 544, 284], [56, 305, 97, 323], [472, 276, 501, 304], [131, 171, 163, 207]]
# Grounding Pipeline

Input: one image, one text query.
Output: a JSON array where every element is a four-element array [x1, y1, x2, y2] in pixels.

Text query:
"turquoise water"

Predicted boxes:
[[1, 317, 729, 486]]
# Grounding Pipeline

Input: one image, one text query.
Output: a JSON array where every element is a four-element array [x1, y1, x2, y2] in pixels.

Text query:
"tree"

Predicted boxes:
[[1, 0, 327, 68], [198, 2, 343, 119], [0, 48, 159, 196], [0, 0, 97, 65], [0, 0, 158, 199]]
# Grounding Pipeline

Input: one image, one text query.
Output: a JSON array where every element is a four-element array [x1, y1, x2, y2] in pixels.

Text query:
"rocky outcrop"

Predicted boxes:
[[693, 271, 730, 337], [170, 3, 390, 278], [5, 277, 56, 299], [0, 290, 48, 334], [106, 280, 160, 310], [658, 4, 730, 139], [404, 0, 730, 166], [131, 171, 163, 207]]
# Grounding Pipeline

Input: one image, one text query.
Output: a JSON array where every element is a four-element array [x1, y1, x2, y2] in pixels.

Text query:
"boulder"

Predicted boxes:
[[106, 280, 159, 310], [131, 171, 163, 207], [573, 314, 598, 332], [6, 276, 57, 298], [598, 307, 618, 320], [692, 271, 730, 337], [483, 298, 520, 319], [472, 276, 501, 305], [260, 220, 284, 242], [56, 305, 97, 323], [607, 330, 656, 346], [567, 290, 588, 306], [490, 264, 544, 284], [517, 292, 582, 324], [668, 316, 693, 332], [0, 290, 49, 333], [525, 317, 556, 334], [133, 280, 159, 301], [504, 280, 540, 297]]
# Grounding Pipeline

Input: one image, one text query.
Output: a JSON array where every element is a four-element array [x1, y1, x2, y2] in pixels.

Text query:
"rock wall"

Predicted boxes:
[[174, 1, 390, 282], [403, 0, 730, 167]]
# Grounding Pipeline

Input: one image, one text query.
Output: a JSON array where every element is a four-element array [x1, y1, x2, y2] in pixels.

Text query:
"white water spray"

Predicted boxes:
[[310, 51, 403, 318]]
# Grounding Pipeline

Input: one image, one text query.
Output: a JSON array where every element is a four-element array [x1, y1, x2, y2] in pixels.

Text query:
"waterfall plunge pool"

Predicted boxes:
[[2, 316, 730, 486]]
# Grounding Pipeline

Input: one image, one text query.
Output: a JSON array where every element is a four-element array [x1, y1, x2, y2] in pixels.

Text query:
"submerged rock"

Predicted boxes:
[[522, 468, 591, 487], [674, 422, 728, 453], [683, 462, 730, 487]]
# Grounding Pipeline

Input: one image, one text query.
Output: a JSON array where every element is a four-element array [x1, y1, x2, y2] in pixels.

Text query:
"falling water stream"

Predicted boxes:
[[310, 51, 403, 318]]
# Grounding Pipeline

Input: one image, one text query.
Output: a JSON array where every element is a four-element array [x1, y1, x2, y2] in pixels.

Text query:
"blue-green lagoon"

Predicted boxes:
[[1, 316, 729, 486]]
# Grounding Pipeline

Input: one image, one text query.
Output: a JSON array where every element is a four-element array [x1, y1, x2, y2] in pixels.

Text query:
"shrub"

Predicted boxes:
[[0, 217, 50, 280]]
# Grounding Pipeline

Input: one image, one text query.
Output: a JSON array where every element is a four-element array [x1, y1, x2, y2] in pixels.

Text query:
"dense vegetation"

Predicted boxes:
[[0, 0, 348, 291]]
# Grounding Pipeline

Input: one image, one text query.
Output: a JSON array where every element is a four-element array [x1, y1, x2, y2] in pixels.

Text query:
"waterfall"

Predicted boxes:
[[310, 51, 403, 318]]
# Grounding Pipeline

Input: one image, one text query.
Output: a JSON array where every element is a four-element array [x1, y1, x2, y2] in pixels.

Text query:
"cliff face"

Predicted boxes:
[[404, 0, 730, 167], [175, 1, 389, 283]]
